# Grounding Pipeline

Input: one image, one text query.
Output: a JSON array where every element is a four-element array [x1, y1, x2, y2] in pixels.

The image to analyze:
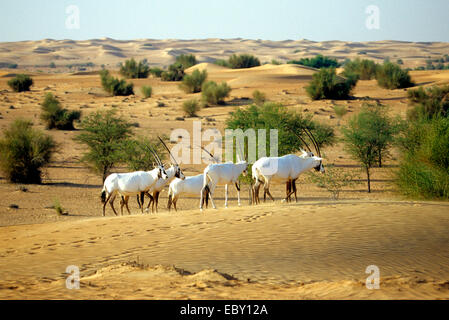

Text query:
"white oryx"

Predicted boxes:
[[100, 146, 168, 216], [167, 174, 209, 212], [140, 137, 186, 213], [199, 144, 248, 210], [252, 128, 325, 204]]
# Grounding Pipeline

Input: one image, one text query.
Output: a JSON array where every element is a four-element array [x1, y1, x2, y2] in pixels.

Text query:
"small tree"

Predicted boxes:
[[175, 54, 197, 69], [180, 69, 208, 93], [123, 136, 166, 172], [376, 62, 414, 89], [141, 86, 153, 98], [119, 58, 150, 79], [307, 164, 361, 200], [8, 74, 33, 92], [343, 58, 379, 80], [161, 62, 185, 81], [74, 110, 133, 182], [40, 93, 81, 130], [406, 85, 449, 120], [100, 70, 134, 96], [341, 104, 398, 192], [252, 90, 266, 106], [333, 105, 348, 126], [306, 68, 358, 100], [228, 54, 261, 69], [0, 119, 56, 184], [149, 67, 164, 78], [183, 99, 200, 117], [201, 81, 232, 106], [288, 55, 340, 69]]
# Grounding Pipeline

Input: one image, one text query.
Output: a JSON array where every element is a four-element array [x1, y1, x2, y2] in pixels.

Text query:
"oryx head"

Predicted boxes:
[[147, 144, 169, 180], [159, 136, 185, 180], [237, 140, 248, 176], [293, 127, 325, 174]]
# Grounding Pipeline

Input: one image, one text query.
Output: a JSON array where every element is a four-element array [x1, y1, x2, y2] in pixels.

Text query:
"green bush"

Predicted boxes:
[[0, 119, 57, 184], [343, 58, 379, 80], [180, 69, 208, 93], [8, 63, 18, 69], [288, 55, 340, 69], [252, 90, 266, 106], [123, 136, 166, 172], [100, 70, 134, 96], [161, 62, 185, 81], [213, 59, 230, 68], [175, 54, 198, 69], [228, 54, 261, 69], [395, 117, 449, 199], [406, 85, 449, 120], [141, 86, 153, 98], [149, 67, 164, 78], [74, 110, 134, 182], [306, 68, 357, 100], [7, 74, 33, 92], [376, 62, 414, 89], [201, 81, 232, 105], [40, 93, 81, 130], [226, 102, 335, 157], [119, 58, 150, 79], [183, 99, 201, 117]]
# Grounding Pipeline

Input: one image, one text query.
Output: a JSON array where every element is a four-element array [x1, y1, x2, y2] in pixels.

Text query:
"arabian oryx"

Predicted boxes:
[[167, 174, 209, 212], [200, 145, 248, 211], [252, 128, 325, 204], [141, 137, 186, 213], [100, 146, 168, 216]]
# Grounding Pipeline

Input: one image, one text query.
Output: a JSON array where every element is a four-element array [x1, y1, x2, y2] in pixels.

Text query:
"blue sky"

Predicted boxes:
[[0, 0, 448, 42]]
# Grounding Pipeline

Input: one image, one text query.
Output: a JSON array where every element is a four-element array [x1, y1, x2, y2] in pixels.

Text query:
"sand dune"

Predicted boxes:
[[1, 39, 448, 69]]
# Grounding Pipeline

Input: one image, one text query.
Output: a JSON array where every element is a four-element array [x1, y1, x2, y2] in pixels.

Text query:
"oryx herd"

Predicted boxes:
[[100, 128, 324, 216]]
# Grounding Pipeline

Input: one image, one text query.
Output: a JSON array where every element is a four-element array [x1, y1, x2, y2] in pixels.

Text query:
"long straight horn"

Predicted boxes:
[[303, 128, 321, 157], [237, 140, 246, 162], [147, 145, 162, 166], [158, 136, 178, 166], [289, 128, 312, 153]]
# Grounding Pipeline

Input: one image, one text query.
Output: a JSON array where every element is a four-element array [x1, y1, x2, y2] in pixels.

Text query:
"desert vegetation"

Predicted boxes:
[[0, 119, 57, 184], [180, 70, 208, 93], [100, 70, 134, 96], [376, 61, 414, 89], [306, 68, 358, 100], [342, 58, 379, 80], [7, 74, 33, 92], [40, 93, 81, 130], [119, 58, 150, 79], [201, 81, 232, 106], [182, 99, 201, 117], [140, 86, 153, 98], [288, 55, 340, 69]]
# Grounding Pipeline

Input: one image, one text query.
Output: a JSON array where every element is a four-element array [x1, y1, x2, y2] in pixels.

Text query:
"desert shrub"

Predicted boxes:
[[8, 63, 18, 69], [161, 62, 185, 81], [180, 69, 208, 93], [183, 99, 201, 117], [288, 55, 340, 69], [7, 74, 33, 92], [149, 67, 164, 78], [228, 54, 261, 69], [406, 85, 449, 120], [119, 58, 150, 79], [53, 199, 67, 215], [343, 58, 379, 80], [333, 105, 348, 125], [214, 59, 230, 68], [40, 93, 81, 130], [175, 54, 198, 69], [341, 104, 400, 192], [49, 62, 56, 68], [123, 136, 166, 172], [201, 81, 232, 105], [140, 86, 153, 98], [252, 90, 266, 106], [307, 164, 361, 200], [74, 110, 133, 182], [376, 62, 414, 89], [271, 59, 282, 65], [100, 70, 134, 96], [395, 117, 449, 199], [0, 119, 57, 184], [306, 68, 358, 100], [226, 102, 335, 158]]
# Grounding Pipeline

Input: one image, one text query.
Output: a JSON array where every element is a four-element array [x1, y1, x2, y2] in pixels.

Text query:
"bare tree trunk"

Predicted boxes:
[[366, 167, 371, 193]]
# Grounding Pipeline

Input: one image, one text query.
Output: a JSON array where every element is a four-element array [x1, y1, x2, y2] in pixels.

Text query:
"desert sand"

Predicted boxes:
[[1, 39, 449, 300]]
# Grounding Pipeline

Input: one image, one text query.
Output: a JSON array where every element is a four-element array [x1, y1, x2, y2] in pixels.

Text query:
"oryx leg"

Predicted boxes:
[[173, 196, 178, 212], [253, 179, 261, 205], [235, 182, 241, 206], [264, 181, 275, 202], [285, 181, 291, 203], [103, 192, 115, 216], [153, 191, 160, 213], [292, 179, 298, 203], [224, 184, 229, 208]]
